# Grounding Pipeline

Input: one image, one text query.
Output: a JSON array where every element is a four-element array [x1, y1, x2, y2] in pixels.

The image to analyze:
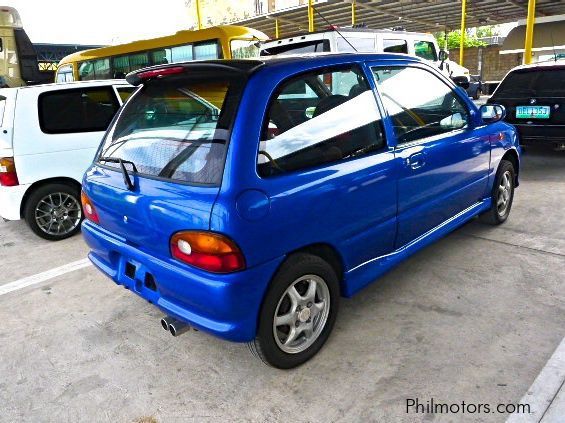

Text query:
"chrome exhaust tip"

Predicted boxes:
[[160, 316, 175, 331], [169, 319, 190, 337]]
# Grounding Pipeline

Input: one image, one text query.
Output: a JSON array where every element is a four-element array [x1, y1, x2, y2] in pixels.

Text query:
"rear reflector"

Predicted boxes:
[[81, 191, 99, 224], [170, 231, 245, 273], [0, 157, 19, 186]]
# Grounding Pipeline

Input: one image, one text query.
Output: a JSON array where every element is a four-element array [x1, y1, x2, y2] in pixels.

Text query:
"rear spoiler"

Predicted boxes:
[[125, 61, 264, 86]]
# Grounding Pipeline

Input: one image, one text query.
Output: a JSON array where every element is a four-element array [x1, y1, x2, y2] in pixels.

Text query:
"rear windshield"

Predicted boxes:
[[260, 40, 330, 56], [98, 75, 244, 185], [494, 68, 565, 98]]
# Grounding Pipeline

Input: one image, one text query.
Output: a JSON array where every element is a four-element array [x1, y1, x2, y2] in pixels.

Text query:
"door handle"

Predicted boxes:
[[407, 152, 426, 169]]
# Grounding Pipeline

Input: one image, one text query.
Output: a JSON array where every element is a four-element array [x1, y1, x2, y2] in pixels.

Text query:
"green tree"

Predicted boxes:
[[435, 30, 486, 50]]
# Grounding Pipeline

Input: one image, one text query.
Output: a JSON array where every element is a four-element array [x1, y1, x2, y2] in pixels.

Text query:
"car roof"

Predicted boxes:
[[15, 79, 130, 91], [126, 53, 424, 85], [508, 60, 565, 73], [262, 28, 435, 44]]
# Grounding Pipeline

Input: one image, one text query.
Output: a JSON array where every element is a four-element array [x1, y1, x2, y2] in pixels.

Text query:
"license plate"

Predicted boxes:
[[516, 105, 550, 119]]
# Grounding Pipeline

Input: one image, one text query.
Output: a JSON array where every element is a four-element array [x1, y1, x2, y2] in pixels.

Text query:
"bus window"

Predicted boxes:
[[230, 39, 260, 59], [79, 59, 110, 80], [194, 41, 219, 60], [383, 39, 408, 54], [414, 41, 438, 61], [117, 87, 136, 102], [112, 53, 149, 78], [56, 64, 74, 82], [151, 44, 193, 65]]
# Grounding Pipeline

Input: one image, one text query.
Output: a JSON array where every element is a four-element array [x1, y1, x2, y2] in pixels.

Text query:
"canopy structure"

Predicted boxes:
[[234, 0, 565, 39], [501, 15, 565, 53]]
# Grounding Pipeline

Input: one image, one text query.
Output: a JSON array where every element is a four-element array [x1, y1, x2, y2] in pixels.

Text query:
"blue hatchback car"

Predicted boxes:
[[81, 53, 520, 368]]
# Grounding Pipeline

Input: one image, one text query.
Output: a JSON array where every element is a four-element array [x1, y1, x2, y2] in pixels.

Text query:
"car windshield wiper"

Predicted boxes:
[[99, 156, 138, 191]]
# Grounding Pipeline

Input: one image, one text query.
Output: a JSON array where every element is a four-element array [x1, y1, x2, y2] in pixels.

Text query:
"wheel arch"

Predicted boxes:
[[20, 177, 82, 218], [501, 148, 520, 186]]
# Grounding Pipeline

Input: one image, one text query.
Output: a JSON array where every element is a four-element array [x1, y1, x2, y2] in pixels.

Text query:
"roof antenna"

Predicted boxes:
[[311, 5, 358, 52], [550, 32, 557, 62]]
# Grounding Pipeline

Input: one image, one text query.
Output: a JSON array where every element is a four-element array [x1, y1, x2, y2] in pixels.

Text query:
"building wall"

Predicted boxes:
[[449, 45, 523, 82]]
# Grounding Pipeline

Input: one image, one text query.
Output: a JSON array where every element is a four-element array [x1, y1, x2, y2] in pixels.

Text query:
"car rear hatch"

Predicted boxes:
[[83, 65, 248, 258], [490, 66, 565, 127]]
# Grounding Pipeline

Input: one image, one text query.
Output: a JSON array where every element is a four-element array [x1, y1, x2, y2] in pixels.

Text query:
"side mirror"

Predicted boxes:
[[452, 75, 470, 90], [480, 104, 506, 124], [438, 49, 448, 61]]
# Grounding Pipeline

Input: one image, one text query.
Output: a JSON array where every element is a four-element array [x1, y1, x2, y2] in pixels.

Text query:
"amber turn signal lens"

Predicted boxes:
[[170, 231, 245, 273]]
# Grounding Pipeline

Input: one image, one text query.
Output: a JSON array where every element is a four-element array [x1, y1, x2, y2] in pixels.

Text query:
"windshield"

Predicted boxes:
[[98, 75, 244, 185], [494, 68, 565, 98]]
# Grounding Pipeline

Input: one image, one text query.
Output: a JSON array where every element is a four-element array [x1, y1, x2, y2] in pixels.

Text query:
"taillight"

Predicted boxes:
[[81, 191, 99, 223], [138, 66, 184, 80], [0, 157, 19, 186], [170, 231, 246, 273]]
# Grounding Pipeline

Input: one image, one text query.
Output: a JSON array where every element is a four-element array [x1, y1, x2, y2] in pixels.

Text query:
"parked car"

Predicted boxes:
[[0, 80, 135, 240], [466, 74, 483, 100], [487, 61, 565, 150], [81, 54, 520, 368], [259, 27, 471, 82]]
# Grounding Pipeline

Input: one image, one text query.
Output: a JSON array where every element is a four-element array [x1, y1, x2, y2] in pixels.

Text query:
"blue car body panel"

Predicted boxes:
[[82, 53, 520, 342]]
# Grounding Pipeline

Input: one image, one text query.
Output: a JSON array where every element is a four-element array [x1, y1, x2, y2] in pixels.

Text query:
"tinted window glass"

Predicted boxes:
[[414, 41, 438, 61], [494, 68, 565, 98], [258, 66, 385, 177], [383, 39, 408, 54], [117, 86, 136, 102], [152, 45, 194, 65], [112, 53, 150, 78], [373, 66, 468, 144], [100, 76, 243, 185], [39, 87, 119, 134], [336, 37, 376, 52], [260, 40, 330, 56], [194, 42, 219, 60]]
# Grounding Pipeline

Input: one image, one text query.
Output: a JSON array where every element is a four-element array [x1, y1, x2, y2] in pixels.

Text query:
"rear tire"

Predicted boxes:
[[249, 253, 340, 369], [479, 160, 515, 225], [24, 183, 83, 241], [473, 88, 482, 101]]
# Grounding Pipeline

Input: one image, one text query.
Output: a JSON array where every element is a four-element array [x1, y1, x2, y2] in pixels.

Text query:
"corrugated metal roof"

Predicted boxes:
[[234, 0, 565, 38]]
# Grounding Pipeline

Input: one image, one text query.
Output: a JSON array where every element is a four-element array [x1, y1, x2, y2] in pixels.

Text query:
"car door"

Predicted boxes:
[[14, 85, 122, 185], [225, 64, 398, 273], [370, 63, 491, 248]]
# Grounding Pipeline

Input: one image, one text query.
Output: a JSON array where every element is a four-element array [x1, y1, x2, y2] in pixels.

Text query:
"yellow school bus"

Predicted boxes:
[[55, 25, 268, 82]]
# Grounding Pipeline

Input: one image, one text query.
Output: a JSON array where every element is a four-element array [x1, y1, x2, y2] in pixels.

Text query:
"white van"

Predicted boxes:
[[0, 80, 134, 240], [260, 27, 470, 81]]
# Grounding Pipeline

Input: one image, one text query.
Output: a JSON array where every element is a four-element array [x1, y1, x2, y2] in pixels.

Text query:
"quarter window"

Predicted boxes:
[[372, 66, 469, 144], [258, 66, 385, 177], [39, 87, 119, 134]]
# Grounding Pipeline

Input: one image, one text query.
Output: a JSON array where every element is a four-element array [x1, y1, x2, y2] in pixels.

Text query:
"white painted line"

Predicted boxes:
[[0, 258, 92, 296], [507, 336, 565, 423]]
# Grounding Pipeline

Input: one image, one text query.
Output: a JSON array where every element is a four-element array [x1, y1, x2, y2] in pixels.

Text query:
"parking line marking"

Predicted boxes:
[[0, 258, 92, 297], [506, 336, 565, 423]]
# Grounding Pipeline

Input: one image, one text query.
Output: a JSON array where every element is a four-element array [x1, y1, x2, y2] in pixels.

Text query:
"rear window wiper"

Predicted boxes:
[[99, 156, 138, 191]]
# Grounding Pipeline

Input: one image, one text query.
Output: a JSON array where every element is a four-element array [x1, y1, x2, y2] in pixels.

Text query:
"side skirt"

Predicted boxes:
[[341, 198, 492, 297]]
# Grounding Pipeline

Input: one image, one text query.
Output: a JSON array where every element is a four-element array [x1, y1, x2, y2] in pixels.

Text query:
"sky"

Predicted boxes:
[[4, 0, 194, 45]]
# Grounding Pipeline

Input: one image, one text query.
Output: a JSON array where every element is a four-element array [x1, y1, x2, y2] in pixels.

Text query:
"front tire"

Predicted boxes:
[[473, 88, 482, 101], [249, 253, 340, 369], [480, 160, 515, 225], [24, 183, 83, 241]]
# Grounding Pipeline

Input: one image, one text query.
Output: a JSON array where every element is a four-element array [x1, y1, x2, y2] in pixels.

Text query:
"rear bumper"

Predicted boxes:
[[0, 184, 28, 221], [82, 220, 283, 342], [513, 124, 565, 147]]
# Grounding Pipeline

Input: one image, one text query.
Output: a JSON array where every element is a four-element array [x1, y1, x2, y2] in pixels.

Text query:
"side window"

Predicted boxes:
[[336, 37, 376, 52], [112, 53, 150, 78], [258, 66, 386, 177], [383, 39, 408, 54], [372, 66, 469, 144], [39, 87, 120, 134], [116, 86, 136, 102], [194, 41, 219, 60], [414, 41, 438, 61], [78, 59, 110, 80], [151, 45, 194, 65]]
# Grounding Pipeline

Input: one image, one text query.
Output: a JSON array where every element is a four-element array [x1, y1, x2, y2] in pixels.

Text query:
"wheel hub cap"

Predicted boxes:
[[298, 307, 311, 323]]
